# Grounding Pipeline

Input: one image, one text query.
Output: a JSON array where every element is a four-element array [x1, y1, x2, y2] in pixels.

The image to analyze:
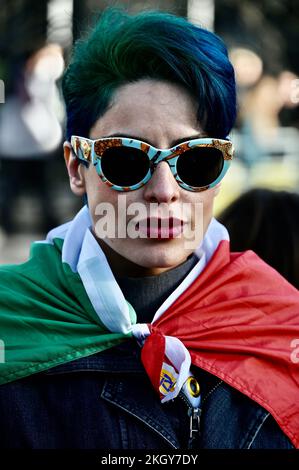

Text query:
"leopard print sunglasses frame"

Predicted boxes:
[[71, 135, 234, 192]]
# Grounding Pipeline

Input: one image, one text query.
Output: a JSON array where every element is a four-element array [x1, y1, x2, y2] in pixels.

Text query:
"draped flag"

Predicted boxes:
[[0, 207, 298, 447]]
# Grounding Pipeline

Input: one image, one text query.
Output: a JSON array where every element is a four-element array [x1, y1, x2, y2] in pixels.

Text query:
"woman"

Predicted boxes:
[[0, 7, 298, 449]]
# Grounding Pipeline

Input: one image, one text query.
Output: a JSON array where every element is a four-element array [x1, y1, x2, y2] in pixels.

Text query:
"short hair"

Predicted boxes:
[[218, 188, 299, 289], [62, 7, 236, 141]]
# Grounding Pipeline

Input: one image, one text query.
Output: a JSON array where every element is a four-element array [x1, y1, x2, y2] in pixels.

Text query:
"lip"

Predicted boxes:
[[136, 217, 187, 239]]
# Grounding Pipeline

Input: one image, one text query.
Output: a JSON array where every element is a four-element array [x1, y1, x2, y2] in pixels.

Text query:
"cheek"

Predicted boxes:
[[84, 169, 113, 216], [189, 189, 216, 227], [85, 169, 142, 226], [195, 187, 217, 207]]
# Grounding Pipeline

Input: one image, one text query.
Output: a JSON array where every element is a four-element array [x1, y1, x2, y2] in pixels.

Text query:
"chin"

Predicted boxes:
[[129, 248, 186, 270]]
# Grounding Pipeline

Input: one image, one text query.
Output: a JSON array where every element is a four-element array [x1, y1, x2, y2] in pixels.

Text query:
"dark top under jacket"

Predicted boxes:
[[0, 254, 293, 449]]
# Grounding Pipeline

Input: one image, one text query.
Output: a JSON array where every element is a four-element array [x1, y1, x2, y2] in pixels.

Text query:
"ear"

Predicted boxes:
[[63, 141, 86, 196]]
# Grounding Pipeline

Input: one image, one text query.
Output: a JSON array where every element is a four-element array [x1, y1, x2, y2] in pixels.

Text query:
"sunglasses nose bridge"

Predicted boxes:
[[150, 148, 173, 171]]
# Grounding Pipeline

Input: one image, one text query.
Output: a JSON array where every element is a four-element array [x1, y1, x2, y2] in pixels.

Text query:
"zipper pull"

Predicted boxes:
[[178, 375, 202, 449], [188, 407, 201, 448]]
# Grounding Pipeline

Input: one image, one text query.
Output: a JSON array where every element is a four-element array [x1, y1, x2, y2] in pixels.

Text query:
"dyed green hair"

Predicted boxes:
[[62, 7, 236, 140]]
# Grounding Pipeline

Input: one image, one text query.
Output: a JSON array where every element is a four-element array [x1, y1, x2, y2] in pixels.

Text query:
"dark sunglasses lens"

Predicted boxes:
[[101, 146, 150, 186], [177, 147, 224, 187]]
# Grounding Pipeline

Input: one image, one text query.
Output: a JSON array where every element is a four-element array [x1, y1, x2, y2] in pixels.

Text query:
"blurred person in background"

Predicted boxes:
[[230, 47, 299, 168], [0, 44, 64, 234], [240, 72, 299, 162], [218, 188, 299, 289], [0, 7, 298, 450]]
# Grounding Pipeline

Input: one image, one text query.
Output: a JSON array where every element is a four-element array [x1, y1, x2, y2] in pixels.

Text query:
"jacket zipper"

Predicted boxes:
[[178, 380, 202, 449], [178, 375, 223, 448]]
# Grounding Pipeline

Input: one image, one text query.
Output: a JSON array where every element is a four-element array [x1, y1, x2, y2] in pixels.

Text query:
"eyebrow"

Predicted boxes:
[[99, 133, 207, 147]]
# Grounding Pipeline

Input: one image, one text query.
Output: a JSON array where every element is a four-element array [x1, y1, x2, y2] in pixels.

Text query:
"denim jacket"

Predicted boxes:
[[0, 340, 293, 449]]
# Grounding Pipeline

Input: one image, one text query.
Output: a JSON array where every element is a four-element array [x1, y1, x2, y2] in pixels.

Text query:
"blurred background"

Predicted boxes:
[[0, 0, 299, 264]]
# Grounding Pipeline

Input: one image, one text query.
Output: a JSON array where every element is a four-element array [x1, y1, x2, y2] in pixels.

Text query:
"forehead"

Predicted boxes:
[[111, 79, 196, 107], [89, 79, 200, 140]]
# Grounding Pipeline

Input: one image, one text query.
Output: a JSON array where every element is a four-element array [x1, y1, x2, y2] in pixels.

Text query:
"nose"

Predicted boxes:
[[142, 161, 180, 203]]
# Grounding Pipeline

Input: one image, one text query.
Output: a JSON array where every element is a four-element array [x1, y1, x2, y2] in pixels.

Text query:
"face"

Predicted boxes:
[[64, 79, 220, 277]]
